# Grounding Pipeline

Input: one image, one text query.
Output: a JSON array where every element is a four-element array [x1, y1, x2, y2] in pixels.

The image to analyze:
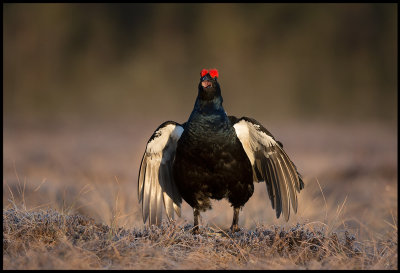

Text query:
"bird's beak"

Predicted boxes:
[[202, 80, 212, 88], [201, 74, 213, 88]]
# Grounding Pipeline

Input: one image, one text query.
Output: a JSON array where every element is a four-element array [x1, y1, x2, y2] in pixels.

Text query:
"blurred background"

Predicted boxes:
[[3, 3, 397, 240], [4, 3, 397, 123]]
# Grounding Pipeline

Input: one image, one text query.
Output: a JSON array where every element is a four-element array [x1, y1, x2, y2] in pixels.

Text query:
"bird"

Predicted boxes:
[[138, 68, 304, 233]]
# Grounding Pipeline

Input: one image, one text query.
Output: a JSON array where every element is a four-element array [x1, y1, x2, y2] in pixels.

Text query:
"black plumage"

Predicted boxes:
[[138, 69, 304, 233]]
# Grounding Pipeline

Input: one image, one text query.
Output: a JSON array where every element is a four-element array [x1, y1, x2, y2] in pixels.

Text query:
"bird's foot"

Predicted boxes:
[[192, 225, 200, 235], [230, 224, 240, 233]]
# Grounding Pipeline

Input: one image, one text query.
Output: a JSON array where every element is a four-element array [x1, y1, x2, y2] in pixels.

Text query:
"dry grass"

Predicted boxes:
[[3, 119, 398, 269], [3, 206, 396, 269]]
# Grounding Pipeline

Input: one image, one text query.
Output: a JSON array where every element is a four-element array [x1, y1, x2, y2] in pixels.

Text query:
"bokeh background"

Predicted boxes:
[[4, 3, 397, 123], [3, 3, 397, 243]]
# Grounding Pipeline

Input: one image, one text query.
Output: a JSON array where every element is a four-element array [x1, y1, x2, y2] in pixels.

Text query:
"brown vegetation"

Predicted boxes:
[[3, 206, 396, 270], [3, 120, 397, 269]]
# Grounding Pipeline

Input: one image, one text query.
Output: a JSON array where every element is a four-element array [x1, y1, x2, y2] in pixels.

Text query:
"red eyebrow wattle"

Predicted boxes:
[[209, 69, 219, 78], [201, 69, 209, 77]]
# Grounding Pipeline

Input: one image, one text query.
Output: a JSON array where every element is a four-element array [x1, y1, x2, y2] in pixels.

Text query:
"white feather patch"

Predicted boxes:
[[146, 124, 184, 154], [233, 119, 276, 164]]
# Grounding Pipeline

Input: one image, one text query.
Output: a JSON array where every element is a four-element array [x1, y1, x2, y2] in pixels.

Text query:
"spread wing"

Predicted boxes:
[[231, 116, 304, 221], [138, 121, 184, 226]]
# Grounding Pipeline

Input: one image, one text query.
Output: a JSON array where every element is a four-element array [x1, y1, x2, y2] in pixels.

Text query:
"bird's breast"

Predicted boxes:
[[183, 117, 235, 148], [173, 115, 254, 206]]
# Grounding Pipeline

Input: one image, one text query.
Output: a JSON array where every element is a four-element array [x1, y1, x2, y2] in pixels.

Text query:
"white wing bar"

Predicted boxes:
[[138, 122, 184, 226], [233, 118, 303, 221]]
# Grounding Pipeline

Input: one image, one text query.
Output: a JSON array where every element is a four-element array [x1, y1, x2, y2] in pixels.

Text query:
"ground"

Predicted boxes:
[[3, 119, 397, 269]]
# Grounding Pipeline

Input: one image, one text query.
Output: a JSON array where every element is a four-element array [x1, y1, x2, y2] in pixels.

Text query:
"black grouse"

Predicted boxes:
[[138, 68, 304, 233]]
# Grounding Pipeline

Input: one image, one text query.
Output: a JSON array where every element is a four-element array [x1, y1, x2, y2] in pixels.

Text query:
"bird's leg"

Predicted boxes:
[[193, 208, 200, 234], [230, 207, 240, 232]]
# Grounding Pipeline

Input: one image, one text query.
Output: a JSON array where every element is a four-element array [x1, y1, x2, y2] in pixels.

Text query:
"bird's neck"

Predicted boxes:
[[187, 95, 231, 138], [193, 96, 224, 114]]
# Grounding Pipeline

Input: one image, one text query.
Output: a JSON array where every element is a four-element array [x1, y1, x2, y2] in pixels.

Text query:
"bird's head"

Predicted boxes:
[[198, 68, 221, 101]]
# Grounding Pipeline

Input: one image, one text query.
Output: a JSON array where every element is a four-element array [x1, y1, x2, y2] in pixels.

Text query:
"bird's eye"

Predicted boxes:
[[200, 69, 209, 77], [209, 69, 218, 79]]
